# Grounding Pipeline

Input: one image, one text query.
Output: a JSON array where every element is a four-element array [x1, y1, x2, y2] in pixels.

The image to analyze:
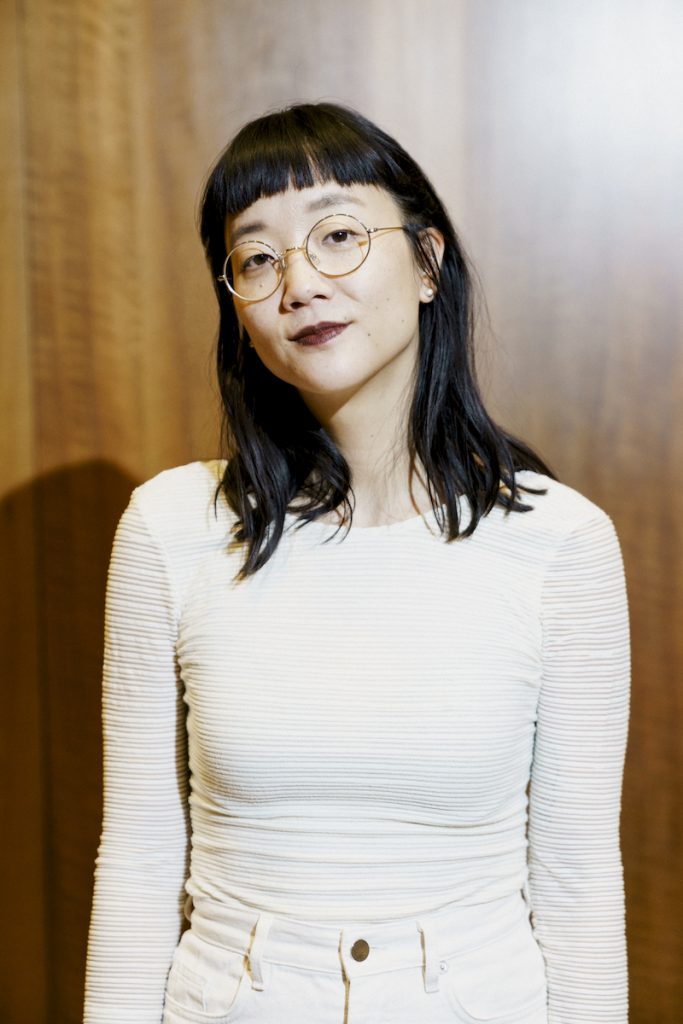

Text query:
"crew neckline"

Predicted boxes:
[[284, 500, 459, 539]]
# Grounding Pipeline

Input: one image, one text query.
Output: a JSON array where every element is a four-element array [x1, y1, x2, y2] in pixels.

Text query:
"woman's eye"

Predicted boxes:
[[241, 252, 273, 273], [323, 229, 357, 246]]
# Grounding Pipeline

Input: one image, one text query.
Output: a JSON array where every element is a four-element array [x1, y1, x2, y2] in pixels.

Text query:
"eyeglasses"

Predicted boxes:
[[217, 213, 406, 302]]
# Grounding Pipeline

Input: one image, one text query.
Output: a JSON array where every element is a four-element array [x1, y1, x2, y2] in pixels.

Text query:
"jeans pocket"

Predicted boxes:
[[163, 930, 253, 1023], [438, 918, 548, 1024]]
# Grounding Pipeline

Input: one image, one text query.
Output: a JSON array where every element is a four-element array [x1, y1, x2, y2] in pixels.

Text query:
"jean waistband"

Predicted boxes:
[[189, 890, 529, 990]]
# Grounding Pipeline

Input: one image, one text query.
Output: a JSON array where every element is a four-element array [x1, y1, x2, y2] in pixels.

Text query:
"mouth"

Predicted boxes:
[[289, 321, 349, 346]]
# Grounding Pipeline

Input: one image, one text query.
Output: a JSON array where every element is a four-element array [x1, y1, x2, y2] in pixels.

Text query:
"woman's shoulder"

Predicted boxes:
[[109, 461, 233, 611], [509, 472, 626, 601], [132, 458, 226, 503], [508, 469, 619, 545], [124, 459, 231, 541]]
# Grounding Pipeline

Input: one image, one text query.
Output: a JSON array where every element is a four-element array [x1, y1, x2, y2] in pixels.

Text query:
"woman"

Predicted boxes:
[[84, 103, 630, 1024]]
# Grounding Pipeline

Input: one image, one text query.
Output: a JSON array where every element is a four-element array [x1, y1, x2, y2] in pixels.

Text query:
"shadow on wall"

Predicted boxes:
[[2, 460, 139, 1024]]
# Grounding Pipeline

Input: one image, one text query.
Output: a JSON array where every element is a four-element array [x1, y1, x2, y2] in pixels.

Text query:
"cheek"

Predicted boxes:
[[235, 308, 301, 385], [236, 306, 274, 345], [369, 272, 421, 332], [372, 255, 422, 309]]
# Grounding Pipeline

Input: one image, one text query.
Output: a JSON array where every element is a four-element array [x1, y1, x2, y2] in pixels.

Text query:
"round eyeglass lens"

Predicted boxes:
[[223, 215, 372, 301], [307, 215, 370, 277], [226, 241, 281, 301]]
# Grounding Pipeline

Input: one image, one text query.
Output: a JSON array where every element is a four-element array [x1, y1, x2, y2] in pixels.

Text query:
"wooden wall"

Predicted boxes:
[[2, 1, 681, 1021]]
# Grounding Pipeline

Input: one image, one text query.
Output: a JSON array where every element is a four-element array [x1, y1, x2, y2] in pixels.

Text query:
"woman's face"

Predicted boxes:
[[225, 182, 440, 419]]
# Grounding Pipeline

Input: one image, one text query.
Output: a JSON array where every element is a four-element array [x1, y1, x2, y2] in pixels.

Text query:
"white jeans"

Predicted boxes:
[[162, 890, 548, 1024]]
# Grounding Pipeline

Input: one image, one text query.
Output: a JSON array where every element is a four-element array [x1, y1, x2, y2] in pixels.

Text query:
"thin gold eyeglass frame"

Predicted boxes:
[[216, 213, 406, 302]]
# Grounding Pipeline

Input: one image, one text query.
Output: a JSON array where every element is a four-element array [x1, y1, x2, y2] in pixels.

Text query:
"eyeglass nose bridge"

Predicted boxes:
[[278, 243, 321, 274]]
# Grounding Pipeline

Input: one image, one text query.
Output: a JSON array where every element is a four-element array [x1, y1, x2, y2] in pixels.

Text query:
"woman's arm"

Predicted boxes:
[[84, 493, 190, 1024], [527, 509, 630, 1023]]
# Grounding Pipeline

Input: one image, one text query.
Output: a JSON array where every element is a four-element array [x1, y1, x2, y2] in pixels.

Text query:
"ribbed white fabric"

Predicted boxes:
[[84, 460, 630, 1023]]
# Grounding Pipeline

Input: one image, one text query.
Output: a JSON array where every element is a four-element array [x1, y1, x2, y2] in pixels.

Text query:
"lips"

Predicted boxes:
[[290, 321, 348, 345]]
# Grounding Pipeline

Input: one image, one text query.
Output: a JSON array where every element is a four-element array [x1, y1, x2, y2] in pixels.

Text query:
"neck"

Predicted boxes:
[[297, 364, 433, 527]]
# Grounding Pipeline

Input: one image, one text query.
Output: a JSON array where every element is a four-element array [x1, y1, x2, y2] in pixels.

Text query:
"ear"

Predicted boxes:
[[418, 227, 445, 303]]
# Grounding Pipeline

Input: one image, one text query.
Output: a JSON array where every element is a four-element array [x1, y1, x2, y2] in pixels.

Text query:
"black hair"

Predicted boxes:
[[199, 102, 555, 580]]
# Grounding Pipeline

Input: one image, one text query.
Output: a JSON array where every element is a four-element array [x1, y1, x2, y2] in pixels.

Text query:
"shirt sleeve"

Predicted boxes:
[[526, 509, 630, 1023], [84, 494, 190, 1024]]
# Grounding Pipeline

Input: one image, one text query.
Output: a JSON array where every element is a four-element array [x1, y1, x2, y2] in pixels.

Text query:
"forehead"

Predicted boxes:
[[225, 182, 400, 246]]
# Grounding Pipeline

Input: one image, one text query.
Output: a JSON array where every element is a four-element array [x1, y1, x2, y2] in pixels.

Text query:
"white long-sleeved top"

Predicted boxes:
[[84, 460, 630, 1023]]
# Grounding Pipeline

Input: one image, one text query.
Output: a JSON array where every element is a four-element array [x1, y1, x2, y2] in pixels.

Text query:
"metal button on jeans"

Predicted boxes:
[[351, 939, 370, 962]]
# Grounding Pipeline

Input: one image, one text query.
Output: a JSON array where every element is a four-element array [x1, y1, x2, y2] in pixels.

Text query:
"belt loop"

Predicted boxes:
[[416, 919, 440, 993], [248, 911, 275, 991]]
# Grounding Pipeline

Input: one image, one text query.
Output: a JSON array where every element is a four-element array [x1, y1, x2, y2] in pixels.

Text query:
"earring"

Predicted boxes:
[[424, 286, 435, 299]]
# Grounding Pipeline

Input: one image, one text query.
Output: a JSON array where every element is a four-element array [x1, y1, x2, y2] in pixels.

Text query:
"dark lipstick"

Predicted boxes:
[[290, 322, 348, 346]]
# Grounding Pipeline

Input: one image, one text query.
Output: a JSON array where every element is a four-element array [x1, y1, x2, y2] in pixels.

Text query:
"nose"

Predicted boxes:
[[279, 247, 332, 308]]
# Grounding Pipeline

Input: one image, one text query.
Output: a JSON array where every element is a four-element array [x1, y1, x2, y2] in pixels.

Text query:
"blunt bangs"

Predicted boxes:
[[200, 104, 411, 271], [223, 124, 390, 215]]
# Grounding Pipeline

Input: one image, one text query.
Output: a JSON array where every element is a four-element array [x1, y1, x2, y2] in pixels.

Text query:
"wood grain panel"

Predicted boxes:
[[453, 5, 683, 1018], [15, 1, 217, 1019], [4, 0, 681, 1021], [0, 1, 34, 495], [0, 2, 47, 1021]]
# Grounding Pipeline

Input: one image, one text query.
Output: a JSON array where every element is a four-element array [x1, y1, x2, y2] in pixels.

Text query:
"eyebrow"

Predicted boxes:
[[228, 191, 367, 246]]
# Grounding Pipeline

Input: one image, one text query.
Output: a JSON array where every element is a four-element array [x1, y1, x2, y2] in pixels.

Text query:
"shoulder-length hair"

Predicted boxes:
[[199, 102, 554, 580]]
